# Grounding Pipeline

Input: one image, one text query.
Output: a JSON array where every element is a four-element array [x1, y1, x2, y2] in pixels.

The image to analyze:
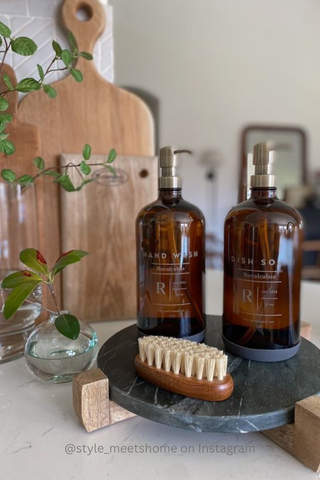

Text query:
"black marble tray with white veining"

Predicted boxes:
[[97, 315, 320, 433]]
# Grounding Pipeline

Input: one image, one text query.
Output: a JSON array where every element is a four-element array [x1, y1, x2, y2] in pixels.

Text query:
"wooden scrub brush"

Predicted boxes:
[[134, 336, 234, 401]]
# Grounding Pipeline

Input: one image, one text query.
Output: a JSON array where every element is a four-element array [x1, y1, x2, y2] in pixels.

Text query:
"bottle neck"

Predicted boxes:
[[159, 188, 182, 200], [250, 187, 277, 199]]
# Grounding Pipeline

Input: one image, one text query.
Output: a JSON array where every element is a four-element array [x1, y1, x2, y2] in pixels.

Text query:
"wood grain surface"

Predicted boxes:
[[60, 154, 158, 321], [0, 66, 47, 318], [18, 0, 154, 309], [134, 355, 234, 402], [0, 65, 41, 180], [73, 369, 136, 432]]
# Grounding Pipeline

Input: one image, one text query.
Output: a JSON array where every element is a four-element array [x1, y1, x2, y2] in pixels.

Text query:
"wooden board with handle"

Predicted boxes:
[[18, 0, 154, 308], [60, 154, 158, 321]]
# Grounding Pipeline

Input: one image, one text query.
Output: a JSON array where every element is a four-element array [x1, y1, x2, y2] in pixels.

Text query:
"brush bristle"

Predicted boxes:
[[138, 336, 228, 381]]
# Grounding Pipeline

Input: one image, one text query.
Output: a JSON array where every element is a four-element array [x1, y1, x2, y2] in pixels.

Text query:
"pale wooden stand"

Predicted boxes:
[[73, 321, 319, 474]]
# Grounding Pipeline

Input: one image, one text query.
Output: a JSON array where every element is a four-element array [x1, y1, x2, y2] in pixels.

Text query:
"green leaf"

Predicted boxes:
[[61, 49, 73, 67], [2, 270, 42, 289], [43, 84, 57, 99], [0, 22, 11, 38], [16, 78, 41, 93], [66, 30, 78, 54], [18, 174, 33, 184], [79, 51, 93, 60], [37, 64, 44, 81], [54, 174, 75, 192], [75, 179, 93, 191], [107, 148, 117, 164], [4, 280, 41, 319], [70, 68, 83, 82], [0, 97, 9, 112], [0, 113, 13, 124], [0, 140, 15, 155], [82, 143, 91, 161], [0, 133, 9, 141], [51, 250, 88, 277], [0, 38, 2, 48], [52, 40, 62, 57], [1, 169, 16, 182], [33, 157, 45, 171], [11, 37, 37, 56], [55, 313, 80, 340], [2, 74, 13, 91], [19, 248, 48, 275], [80, 160, 91, 175], [42, 170, 60, 178]]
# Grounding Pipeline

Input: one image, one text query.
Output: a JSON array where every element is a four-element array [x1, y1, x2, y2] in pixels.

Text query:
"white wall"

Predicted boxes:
[[0, 0, 114, 85], [111, 0, 320, 240]]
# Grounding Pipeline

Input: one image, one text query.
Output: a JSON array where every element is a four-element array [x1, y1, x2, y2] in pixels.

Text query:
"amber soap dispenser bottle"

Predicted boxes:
[[223, 143, 303, 361], [136, 146, 205, 341]]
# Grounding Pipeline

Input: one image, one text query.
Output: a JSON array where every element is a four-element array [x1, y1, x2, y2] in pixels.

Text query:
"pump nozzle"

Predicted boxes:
[[159, 146, 192, 189], [250, 142, 275, 188]]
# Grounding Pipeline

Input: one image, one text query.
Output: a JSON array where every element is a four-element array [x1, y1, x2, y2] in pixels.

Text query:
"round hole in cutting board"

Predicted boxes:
[[139, 169, 149, 178], [76, 3, 93, 21]]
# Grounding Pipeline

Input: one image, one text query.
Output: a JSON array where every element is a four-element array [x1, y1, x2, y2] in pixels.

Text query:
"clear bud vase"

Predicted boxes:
[[24, 311, 98, 383]]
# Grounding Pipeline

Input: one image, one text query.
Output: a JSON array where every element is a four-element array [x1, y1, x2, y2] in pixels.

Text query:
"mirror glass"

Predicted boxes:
[[240, 127, 306, 202]]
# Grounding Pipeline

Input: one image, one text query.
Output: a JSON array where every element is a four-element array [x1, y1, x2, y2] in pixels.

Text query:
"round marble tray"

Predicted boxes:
[[97, 315, 320, 433]]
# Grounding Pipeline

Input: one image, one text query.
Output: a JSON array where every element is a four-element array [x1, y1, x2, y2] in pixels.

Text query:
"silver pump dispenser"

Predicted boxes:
[[158, 146, 192, 189], [250, 142, 275, 188]]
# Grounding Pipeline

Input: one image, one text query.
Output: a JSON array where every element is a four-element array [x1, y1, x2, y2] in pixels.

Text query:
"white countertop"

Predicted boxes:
[[1, 270, 320, 480]]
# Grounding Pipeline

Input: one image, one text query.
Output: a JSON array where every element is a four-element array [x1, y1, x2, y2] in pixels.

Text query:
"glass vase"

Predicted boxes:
[[24, 312, 98, 383], [0, 183, 42, 363]]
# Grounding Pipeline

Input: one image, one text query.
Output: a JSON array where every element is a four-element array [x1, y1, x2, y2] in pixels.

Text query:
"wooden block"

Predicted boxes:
[[262, 423, 294, 455], [262, 395, 320, 473], [301, 321, 312, 341], [73, 369, 135, 432], [293, 395, 320, 473], [109, 401, 136, 425]]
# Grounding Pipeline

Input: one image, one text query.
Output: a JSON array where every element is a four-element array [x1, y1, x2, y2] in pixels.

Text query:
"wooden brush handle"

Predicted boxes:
[[134, 355, 234, 402]]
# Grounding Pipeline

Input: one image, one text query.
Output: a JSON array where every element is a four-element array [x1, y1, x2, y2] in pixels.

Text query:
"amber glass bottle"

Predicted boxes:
[[223, 143, 303, 361], [136, 147, 205, 340]]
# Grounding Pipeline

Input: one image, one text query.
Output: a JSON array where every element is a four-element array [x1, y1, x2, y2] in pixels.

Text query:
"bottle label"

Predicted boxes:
[[140, 248, 199, 318], [227, 255, 283, 328]]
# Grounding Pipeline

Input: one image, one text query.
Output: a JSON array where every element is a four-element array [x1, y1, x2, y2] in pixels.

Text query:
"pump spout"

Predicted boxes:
[[158, 146, 192, 189]]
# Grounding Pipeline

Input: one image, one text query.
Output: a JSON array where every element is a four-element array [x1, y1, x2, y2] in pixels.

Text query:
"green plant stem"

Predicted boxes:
[[25, 298, 56, 315], [0, 55, 69, 97], [32, 161, 109, 182], [48, 283, 61, 315]]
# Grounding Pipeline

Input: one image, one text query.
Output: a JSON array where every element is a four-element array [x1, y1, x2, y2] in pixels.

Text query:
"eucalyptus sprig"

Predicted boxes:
[[0, 20, 93, 165], [1, 144, 117, 192], [2, 248, 89, 339]]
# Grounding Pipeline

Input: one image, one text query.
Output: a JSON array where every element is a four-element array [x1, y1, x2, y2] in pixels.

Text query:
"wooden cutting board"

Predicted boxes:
[[60, 154, 158, 321], [18, 0, 154, 308], [0, 65, 41, 180]]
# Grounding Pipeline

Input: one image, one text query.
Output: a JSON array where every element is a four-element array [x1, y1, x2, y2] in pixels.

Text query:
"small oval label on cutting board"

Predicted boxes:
[[93, 167, 129, 187]]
